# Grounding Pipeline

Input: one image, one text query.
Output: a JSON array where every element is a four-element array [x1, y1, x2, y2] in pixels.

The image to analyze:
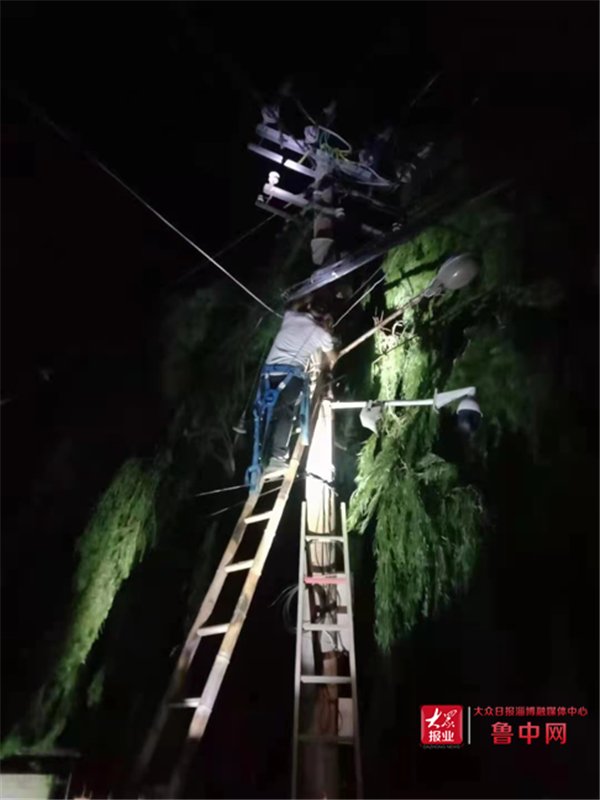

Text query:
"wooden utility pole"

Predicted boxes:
[[293, 400, 362, 799]]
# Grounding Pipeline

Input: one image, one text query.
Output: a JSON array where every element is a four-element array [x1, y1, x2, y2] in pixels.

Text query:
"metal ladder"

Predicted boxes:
[[133, 434, 307, 798], [292, 502, 363, 799]]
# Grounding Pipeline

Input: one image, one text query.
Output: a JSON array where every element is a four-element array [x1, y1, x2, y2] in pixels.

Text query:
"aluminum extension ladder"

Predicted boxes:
[[133, 434, 307, 798], [292, 501, 363, 799]]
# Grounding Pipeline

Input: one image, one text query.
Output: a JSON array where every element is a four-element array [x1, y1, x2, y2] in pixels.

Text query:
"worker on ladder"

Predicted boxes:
[[245, 298, 337, 491]]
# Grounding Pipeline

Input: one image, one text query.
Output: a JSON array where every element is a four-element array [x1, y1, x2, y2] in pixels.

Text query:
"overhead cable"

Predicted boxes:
[[200, 477, 303, 519], [174, 214, 277, 287], [15, 89, 282, 318], [193, 483, 248, 498], [334, 272, 386, 327]]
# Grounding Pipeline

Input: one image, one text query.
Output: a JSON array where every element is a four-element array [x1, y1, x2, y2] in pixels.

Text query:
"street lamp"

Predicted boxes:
[[423, 253, 479, 298], [337, 254, 479, 360]]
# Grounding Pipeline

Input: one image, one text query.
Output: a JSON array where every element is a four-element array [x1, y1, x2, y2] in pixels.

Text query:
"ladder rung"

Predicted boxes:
[[196, 623, 229, 637], [244, 511, 272, 525], [302, 623, 349, 632], [169, 698, 201, 709], [306, 535, 344, 542], [304, 575, 347, 585], [224, 559, 254, 573], [300, 675, 352, 685], [132, 437, 308, 789], [298, 734, 354, 745], [262, 468, 288, 482]]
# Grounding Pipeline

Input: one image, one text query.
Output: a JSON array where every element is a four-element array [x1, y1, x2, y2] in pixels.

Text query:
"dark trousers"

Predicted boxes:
[[269, 375, 304, 459]]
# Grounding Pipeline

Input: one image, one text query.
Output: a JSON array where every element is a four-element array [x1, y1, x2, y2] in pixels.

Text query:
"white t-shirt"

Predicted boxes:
[[266, 311, 334, 369]]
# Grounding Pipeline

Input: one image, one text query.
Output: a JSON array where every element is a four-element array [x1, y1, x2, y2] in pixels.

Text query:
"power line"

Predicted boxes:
[[13, 89, 282, 318], [199, 479, 299, 519], [195, 466, 312, 516], [193, 483, 247, 498], [174, 214, 277, 287], [334, 268, 386, 327]]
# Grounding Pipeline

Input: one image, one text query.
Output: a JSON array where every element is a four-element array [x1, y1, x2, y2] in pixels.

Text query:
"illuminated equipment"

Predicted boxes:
[[329, 386, 480, 433], [423, 253, 480, 297], [336, 259, 479, 361]]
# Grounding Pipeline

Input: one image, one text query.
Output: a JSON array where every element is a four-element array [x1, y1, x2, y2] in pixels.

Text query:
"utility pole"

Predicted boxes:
[[132, 89, 487, 797], [293, 396, 362, 800], [250, 95, 365, 798]]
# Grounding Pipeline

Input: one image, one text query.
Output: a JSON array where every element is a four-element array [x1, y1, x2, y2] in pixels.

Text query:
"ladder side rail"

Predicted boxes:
[[291, 501, 308, 800], [135, 390, 323, 794], [168, 435, 306, 797], [341, 502, 363, 799], [133, 487, 261, 782]]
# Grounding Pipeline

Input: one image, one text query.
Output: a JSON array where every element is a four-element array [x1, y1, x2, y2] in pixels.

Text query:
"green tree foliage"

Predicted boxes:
[[2, 458, 162, 756], [2, 225, 311, 756], [348, 201, 561, 650]]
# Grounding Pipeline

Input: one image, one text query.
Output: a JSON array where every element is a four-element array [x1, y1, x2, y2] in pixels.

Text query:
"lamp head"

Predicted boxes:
[[424, 253, 479, 297]]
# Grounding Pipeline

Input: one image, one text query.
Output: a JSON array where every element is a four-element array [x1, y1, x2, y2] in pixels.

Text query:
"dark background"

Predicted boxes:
[[2, 3, 598, 798]]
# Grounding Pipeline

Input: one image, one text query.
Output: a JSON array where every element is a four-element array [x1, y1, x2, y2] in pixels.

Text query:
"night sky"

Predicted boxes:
[[2, 3, 598, 799]]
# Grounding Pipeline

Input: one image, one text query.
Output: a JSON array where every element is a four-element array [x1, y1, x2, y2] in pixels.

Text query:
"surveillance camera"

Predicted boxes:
[[456, 397, 482, 435]]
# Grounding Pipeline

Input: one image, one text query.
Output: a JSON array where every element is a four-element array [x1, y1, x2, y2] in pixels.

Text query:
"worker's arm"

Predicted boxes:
[[320, 349, 337, 399], [324, 349, 338, 370], [320, 324, 337, 371]]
